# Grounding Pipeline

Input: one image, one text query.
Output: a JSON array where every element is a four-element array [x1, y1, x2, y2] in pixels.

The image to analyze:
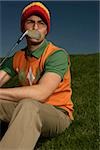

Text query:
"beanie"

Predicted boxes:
[[21, 2, 50, 34]]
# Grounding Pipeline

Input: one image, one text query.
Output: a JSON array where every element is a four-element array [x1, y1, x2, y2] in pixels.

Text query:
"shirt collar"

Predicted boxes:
[[25, 39, 49, 58]]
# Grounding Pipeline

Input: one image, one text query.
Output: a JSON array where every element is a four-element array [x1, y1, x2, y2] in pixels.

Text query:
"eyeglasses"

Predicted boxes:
[[25, 19, 47, 29]]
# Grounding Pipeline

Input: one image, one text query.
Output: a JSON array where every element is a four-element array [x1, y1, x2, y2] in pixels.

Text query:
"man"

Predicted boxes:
[[0, 2, 74, 150]]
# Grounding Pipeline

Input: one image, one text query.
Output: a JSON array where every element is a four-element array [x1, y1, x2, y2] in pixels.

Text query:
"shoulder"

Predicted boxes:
[[46, 48, 69, 64], [47, 42, 69, 57], [44, 48, 69, 79], [13, 49, 26, 63], [14, 49, 25, 57]]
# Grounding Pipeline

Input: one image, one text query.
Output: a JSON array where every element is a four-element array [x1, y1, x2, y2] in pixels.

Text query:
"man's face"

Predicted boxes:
[[24, 15, 47, 44]]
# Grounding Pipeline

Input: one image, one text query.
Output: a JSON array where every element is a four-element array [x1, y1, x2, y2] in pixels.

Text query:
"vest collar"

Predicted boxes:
[[25, 39, 49, 58]]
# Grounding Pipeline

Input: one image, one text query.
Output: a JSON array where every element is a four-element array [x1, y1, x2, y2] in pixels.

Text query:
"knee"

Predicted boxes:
[[18, 98, 40, 114], [9, 99, 42, 130]]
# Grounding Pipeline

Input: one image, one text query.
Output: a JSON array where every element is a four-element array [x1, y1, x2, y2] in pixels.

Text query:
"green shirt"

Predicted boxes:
[[0, 40, 69, 80]]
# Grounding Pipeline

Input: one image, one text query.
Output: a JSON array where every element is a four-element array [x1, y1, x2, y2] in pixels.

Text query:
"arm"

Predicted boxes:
[[0, 70, 11, 87], [0, 56, 16, 87], [0, 72, 61, 102], [0, 49, 68, 102]]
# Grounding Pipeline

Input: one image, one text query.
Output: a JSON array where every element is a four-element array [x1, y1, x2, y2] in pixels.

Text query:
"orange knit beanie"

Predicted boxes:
[[21, 2, 50, 34]]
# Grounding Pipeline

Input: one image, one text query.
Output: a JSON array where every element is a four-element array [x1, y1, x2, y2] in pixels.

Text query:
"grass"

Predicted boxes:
[[1, 53, 99, 150]]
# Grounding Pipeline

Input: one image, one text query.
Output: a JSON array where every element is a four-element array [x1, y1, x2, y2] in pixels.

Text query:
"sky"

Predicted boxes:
[[0, 0, 99, 57]]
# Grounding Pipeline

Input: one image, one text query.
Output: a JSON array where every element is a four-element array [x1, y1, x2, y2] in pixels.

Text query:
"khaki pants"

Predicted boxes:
[[0, 98, 71, 150]]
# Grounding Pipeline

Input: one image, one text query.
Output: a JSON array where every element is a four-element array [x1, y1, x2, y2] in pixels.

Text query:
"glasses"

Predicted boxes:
[[25, 19, 47, 29]]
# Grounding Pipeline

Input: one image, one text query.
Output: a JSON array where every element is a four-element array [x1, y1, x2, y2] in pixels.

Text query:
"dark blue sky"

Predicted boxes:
[[0, 0, 99, 57]]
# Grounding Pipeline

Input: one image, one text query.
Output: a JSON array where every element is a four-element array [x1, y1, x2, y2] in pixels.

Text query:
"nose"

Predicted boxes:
[[33, 23, 38, 30]]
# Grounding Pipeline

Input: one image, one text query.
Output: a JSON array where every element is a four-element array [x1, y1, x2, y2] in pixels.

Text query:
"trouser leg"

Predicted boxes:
[[0, 99, 42, 150], [0, 120, 1, 140], [0, 99, 17, 122], [0, 99, 17, 141], [39, 103, 71, 137], [0, 99, 71, 150]]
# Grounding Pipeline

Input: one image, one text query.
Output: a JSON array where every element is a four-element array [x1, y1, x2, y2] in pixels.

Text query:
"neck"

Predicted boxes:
[[27, 40, 45, 52]]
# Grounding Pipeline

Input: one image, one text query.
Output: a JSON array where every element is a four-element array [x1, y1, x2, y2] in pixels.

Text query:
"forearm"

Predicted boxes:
[[0, 70, 11, 87], [0, 85, 48, 102], [0, 72, 61, 102]]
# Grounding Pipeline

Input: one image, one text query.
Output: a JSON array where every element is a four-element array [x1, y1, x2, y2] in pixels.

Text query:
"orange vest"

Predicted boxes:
[[13, 42, 74, 120]]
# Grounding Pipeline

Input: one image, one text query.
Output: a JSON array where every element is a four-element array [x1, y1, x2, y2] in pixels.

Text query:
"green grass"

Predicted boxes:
[[3, 53, 99, 150]]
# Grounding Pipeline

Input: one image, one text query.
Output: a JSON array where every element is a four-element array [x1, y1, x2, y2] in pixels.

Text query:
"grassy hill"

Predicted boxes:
[[1, 53, 99, 150]]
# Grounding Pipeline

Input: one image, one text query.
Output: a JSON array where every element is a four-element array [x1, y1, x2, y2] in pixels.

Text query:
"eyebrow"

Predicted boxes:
[[26, 19, 46, 25]]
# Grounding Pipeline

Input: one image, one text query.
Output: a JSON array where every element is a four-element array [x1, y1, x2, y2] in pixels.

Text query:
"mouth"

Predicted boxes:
[[27, 30, 41, 40]]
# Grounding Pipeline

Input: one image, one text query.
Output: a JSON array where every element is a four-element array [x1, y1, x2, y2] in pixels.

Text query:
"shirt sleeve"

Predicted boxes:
[[44, 50, 69, 80], [0, 56, 17, 77]]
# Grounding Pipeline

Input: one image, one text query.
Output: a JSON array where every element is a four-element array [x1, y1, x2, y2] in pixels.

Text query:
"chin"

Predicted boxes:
[[29, 38, 43, 45]]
